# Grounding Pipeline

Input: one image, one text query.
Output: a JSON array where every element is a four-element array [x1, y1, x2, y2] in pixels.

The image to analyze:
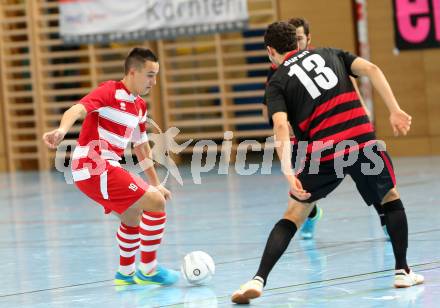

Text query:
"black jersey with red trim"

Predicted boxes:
[[263, 47, 316, 106], [265, 48, 375, 161], [262, 64, 277, 106]]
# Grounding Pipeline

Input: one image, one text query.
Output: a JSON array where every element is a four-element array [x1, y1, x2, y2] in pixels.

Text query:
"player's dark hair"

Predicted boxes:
[[124, 47, 158, 75], [264, 22, 298, 54], [288, 17, 310, 36]]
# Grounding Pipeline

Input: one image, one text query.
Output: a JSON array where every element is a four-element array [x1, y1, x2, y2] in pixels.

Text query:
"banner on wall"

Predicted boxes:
[[59, 0, 249, 44], [393, 0, 440, 50]]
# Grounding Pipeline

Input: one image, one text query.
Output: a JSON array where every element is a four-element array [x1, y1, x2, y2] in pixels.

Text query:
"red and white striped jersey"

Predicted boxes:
[[71, 81, 149, 182]]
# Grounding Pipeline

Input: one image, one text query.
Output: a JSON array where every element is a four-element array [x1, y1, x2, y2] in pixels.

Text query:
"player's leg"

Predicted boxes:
[[352, 146, 423, 288], [113, 190, 176, 286], [294, 142, 322, 239], [76, 163, 178, 286], [257, 199, 315, 282], [231, 162, 342, 304], [124, 184, 179, 286], [381, 188, 424, 287], [74, 165, 144, 286], [374, 150, 423, 287], [231, 199, 314, 304], [113, 207, 142, 285], [109, 167, 174, 285], [372, 202, 389, 239]]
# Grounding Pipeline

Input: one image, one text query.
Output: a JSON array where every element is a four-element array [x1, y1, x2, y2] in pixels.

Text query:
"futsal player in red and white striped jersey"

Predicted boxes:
[[43, 48, 178, 286]]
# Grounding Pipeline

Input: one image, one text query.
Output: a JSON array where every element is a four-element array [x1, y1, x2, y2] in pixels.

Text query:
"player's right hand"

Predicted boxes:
[[390, 109, 412, 136], [42, 129, 66, 149], [288, 175, 311, 201]]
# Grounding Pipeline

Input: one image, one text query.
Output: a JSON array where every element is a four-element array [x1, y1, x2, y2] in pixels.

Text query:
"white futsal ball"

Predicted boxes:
[[181, 251, 215, 285]]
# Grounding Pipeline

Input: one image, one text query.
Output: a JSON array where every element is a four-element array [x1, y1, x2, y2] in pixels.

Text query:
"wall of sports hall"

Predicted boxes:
[[0, 0, 439, 172]]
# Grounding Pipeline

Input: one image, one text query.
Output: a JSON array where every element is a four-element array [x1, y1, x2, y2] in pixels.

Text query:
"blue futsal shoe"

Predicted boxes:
[[134, 265, 179, 286], [301, 206, 323, 240], [114, 271, 136, 286]]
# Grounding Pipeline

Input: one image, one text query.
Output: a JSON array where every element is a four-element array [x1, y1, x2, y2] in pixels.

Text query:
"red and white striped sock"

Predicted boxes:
[[139, 211, 166, 274], [116, 223, 140, 275]]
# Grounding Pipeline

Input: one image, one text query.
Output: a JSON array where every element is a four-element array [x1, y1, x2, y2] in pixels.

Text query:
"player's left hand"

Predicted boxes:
[[288, 175, 311, 201], [390, 109, 412, 136]]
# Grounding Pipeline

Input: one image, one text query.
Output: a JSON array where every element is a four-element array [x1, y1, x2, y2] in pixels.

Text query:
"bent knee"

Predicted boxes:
[[284, 213, 305, 227], [382, 188, 400, 204], [138, 192, 166, 212], [124, 206, 143, 217], [121, 207, 143, 225], [284, 201, 314, 227]]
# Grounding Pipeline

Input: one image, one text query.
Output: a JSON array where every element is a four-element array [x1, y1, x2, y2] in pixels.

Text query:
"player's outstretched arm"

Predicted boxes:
[[272, 112, 310, 201], [351, 58, 411, 136], [349, 76, 371, 119], [42, 104, 86, 149]]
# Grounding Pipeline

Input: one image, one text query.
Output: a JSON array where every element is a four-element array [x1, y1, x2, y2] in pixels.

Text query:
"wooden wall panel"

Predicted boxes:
[[424, 50, 440, 137], [0, 1, 41, 171], [368, 0, 439, 156], [1, 0, 157, 171], [0, 68, 6, 172], [158, 0, 278, 154], [278, 0, 356, 52], [1, 0, 438, 172]]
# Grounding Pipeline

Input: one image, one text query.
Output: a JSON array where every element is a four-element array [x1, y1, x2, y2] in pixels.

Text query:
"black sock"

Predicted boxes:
[[308, 205, 317, 219], [372, 203, 386, 226], [255, 219, 297, 285], [383, 199, 409, 272]]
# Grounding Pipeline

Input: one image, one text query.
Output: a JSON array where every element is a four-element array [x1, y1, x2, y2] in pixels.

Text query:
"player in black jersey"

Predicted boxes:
[[232, 21, 423, 304], [264, 17, 388, 241]]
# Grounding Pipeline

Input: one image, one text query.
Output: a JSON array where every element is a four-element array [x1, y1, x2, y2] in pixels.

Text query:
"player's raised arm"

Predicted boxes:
[[42, 104, 86, 149], [350, 57, 411, 136]]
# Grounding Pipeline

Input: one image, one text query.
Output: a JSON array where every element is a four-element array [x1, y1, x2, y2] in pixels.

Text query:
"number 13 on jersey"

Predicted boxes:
[[288, 54, 339, 99]]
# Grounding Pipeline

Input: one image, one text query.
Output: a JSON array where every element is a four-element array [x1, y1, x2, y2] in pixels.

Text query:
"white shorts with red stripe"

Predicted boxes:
[[74, 161, 149, 214]]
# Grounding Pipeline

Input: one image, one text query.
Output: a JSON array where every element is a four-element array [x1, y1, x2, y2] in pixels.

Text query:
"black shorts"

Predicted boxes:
[[290, 142, 396, 206]]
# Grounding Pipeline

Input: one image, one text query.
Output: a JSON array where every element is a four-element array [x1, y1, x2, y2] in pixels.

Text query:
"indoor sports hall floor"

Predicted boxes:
[[1, 156, 439, 307]]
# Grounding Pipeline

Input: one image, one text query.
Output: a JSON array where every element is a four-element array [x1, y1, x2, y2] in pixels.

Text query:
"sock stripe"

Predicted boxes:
[[119, 244, 139, 251], [140, 239, 162, 246], [139, 211, 166, 270], [140, 244, 160, 252], [141, 218, 166, 226], [120, 249, 138, 258], [139, 228, 163, 236], [116, 231, 139, 243], [140, 233, 163, 241], [139, 260, 157, 274], [121, 223, 139, 233], [139, 221, 165, 231], [117, 223, 139, 275], [142, 212, 166, 219], [118, 240, 140, 249], [118, 229, 140, 240]]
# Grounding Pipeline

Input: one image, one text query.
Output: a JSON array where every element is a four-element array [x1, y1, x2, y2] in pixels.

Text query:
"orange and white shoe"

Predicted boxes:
[[394, 269, 424, 288], [231, 277, 264, 304]]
